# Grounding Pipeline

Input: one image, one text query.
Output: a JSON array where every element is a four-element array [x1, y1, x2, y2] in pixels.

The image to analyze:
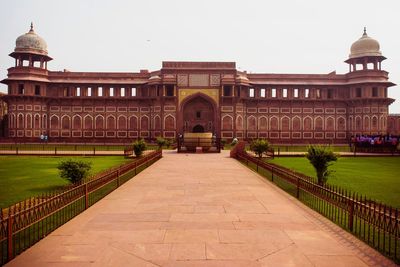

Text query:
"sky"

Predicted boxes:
[[0, 0, 399, 112]]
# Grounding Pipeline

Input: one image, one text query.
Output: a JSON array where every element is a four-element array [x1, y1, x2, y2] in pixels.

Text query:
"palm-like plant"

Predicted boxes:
[[306, 145, 338, 185]]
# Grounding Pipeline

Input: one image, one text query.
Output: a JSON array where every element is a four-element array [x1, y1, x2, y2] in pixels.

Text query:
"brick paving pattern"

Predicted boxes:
[[6, 151, 397, 266]]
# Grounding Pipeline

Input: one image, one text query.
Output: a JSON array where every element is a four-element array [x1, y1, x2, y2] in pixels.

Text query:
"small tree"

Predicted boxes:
[[156, 137, 166, 150], [57, 160, 92, 184], [250, 139, 270, 159], [306, 145, 338, 185], [133, 139, 147, 157]]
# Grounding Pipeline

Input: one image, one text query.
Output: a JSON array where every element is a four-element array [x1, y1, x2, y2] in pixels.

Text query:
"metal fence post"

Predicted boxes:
[[134, 161, 137, 176], [116, 170, 120, 187], [256, 159, 259, 172], [7, 215, 13, 261], [348, 199, 354, 231], [271, 167, 274, 182], [85, 184, 89, 210], [296, 177, 300, 198]]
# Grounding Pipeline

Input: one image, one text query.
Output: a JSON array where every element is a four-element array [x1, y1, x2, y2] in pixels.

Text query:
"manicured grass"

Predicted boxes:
[[268, 156, 400, 208], [0, 156, 131, 208], [271, 144, 351, 153]]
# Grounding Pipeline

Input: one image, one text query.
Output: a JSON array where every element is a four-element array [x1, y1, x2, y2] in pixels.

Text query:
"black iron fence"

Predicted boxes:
[[0, 150, 162, 265], [234, 151, 400, 264]]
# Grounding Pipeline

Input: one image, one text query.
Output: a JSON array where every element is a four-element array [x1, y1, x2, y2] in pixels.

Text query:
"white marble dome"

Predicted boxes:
[[349, 29, 382, 59], [15, 23, 48, 55]]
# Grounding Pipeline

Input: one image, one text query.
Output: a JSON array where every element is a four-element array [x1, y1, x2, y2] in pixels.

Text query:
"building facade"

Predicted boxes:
[[0, 25, 396, 143]]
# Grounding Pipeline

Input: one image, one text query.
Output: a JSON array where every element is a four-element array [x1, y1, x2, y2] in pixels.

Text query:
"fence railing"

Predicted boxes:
[[234, 151, 400, 264], [0, 149, 162, 265], [0, 143, 161, 155]]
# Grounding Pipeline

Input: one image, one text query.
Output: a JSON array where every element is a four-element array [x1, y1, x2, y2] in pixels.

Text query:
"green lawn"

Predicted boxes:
[[0, 156, 131, 208], [268, 156, 400, 208]]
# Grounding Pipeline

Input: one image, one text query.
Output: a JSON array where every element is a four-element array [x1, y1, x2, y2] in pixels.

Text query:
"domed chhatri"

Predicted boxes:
[[15, 23, 48, 55], [349, 28, 382, 59]]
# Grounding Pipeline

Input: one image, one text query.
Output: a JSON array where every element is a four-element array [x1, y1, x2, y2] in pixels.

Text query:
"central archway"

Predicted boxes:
[[192, 124, 205, 133], [179, 93, 218, 135]]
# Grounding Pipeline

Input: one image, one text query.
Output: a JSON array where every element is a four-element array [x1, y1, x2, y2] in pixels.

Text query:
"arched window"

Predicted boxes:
[[304, 117, 312, 131], [222, 116, 233, 130], [326, 117, 334, 131], [107, 116, 116, 130], [62, 116, 70, 129], [42, 115, 47, 129], [292, 117, 301, 131], [236, 116, 243, 130], [141, 116, 149, 130], [73, 116, 81, 129], [337, 117, 345, 131], [118, 116, 127, 130], [372, 116, 378, 130], [34, 114, 40, 129], [129, 116, 138, 130], [95, 116, 104, 129], [165, 115, 175, 130], [154, 116, 161, 130], [270, 117, 279, 130], [281, 117, 290, 131], [18, 114, 24, 129], [364, 117, 370, 131], [315, 117, 323, 131], [356, 117, 361, 131], [84, 116, 93, 129], [50, 116, 59, 129], [26, 114, 32, 129], [259, 117, 268, 130], [247, 116, 256, 131]]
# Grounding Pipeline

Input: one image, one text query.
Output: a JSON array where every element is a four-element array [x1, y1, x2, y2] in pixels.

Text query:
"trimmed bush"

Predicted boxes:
[[250, 139, 270, 159], [133, 139, 147, 157], [57, 160, 92, 184], [156, 137, 167, 149]]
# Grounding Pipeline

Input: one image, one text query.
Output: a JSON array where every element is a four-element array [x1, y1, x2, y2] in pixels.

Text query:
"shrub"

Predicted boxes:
[[165, 138, 172, 148], [57, 160, 92, 184], [156, 137, 166, 149], [306, 145, 338, 185], [133, 139, 147, 157], [250, 139, 270, 159], [221, 139, 227, 148]]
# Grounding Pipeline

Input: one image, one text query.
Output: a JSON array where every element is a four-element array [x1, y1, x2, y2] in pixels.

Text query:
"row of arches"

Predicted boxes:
[[222, 115, 386, 132], [9, 113, 48, 129], [222, 115, 347, 131], [350, 115, 386, 131], [9, 113, 176, 131]]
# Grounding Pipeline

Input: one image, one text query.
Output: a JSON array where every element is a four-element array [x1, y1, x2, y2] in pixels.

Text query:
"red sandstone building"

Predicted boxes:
[[0, 24, 397, 143]]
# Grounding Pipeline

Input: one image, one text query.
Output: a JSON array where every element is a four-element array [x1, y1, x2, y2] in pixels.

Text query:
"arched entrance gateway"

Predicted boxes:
[[180, 93, 218, 135], [177, 93, 221, 152]]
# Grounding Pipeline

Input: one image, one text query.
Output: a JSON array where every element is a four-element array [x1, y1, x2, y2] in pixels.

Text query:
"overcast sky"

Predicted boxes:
[[1, 0, 399, 112]]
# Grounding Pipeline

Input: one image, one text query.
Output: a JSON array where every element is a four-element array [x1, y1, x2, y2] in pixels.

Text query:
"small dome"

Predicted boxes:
[[149, 75, 161, 80], [15, 23, 48, 55], [349, 28, 382, 59]]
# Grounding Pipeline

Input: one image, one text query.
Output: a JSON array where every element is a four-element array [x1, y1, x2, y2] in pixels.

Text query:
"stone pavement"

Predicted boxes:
[[6, 151, 396, 266]]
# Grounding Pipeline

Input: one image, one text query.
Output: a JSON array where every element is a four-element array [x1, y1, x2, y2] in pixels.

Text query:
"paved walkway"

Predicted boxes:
[[7, 151, 396, 267]]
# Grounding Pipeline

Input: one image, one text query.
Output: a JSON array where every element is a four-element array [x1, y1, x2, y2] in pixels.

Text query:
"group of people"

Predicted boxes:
[[39, 133, 48, 142], [351, 135, 399, 147]]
